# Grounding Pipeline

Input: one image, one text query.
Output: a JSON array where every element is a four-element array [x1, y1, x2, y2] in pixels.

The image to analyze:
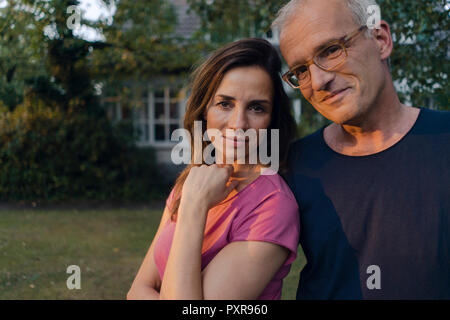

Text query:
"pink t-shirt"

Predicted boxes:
[[153, 171, 300, 300]]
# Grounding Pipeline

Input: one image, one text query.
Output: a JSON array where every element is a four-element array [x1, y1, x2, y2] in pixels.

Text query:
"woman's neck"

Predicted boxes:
[[230, 163, 263, 192]]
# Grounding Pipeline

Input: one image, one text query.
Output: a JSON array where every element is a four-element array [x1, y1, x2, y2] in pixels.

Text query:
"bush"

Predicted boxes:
[[0, 103, 168, 202]]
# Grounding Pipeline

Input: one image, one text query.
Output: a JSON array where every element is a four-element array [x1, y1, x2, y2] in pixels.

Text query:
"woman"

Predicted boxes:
[[127, 38, 299, 300]]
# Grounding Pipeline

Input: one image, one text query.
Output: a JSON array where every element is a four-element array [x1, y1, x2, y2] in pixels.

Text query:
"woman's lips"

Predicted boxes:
[[224, 136, 246, 147]]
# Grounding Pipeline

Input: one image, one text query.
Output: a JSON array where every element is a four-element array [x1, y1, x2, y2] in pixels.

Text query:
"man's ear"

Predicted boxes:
[[373, 20, 393, 61]]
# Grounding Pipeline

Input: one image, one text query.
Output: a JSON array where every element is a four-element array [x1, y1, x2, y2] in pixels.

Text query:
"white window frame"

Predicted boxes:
[[135, 86, 185, 147]]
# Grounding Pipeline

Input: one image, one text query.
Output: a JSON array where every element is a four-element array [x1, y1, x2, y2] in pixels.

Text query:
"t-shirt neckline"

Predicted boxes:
[[319, 107, 425, 159], [217, 168, 276, 205]]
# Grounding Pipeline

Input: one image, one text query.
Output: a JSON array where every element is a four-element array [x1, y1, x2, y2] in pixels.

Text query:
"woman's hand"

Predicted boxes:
[[160, 164, 239, 299], [180, 164, 239, 213]]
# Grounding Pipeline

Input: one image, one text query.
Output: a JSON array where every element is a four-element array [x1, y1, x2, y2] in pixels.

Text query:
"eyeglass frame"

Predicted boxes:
[[282, 25, 368, 89]]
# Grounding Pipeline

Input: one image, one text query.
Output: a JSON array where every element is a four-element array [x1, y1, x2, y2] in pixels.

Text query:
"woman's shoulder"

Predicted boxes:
[[255, 168, 297, 202], [229, 169, 300, 246], [232, 169, 298, 215]]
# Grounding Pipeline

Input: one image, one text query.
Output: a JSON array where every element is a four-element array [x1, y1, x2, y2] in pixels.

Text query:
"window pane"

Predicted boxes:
[[154, 90, 164, 99], [155, 102, 165, 120], [155, 124, 165, 141], [170, 100, 179, 119], [169, 124, 179, 139]]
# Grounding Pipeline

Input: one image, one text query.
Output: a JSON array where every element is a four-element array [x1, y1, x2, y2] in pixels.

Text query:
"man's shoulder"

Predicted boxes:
[[417, 107, 450, 134], [286, 128, 327, 174], [290, 127, 325, 153]]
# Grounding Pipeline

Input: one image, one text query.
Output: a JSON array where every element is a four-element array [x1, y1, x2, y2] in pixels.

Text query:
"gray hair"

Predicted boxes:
[[272, 0, 380, 37]]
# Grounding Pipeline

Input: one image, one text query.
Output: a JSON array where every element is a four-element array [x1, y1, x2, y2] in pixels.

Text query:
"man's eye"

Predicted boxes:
[[320, 45, 341, 58], [294, 65, 308, 76]]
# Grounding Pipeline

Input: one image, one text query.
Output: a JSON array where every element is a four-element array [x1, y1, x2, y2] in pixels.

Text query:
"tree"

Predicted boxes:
[[0, 0, 110, 115], [0, 0, 169, 202], [187, 0, 281, 42], [92, 0, 207, 80], [0, 0, 47, 110]]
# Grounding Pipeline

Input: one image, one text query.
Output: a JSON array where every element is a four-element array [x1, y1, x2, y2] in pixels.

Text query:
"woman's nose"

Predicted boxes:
[[228, 105, 249, 130]]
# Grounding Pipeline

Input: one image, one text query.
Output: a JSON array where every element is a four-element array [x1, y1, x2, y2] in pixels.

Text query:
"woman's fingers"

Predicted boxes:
[[182, 164, 238, 211]]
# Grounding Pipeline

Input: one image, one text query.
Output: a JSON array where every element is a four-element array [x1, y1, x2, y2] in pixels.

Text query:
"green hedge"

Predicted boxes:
[[0, 103, 167, 202]]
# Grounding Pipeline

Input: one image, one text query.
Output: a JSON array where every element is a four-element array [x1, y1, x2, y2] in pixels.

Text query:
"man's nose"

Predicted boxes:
[[229, 105, 249, 130], [309, 64, 335, 92]]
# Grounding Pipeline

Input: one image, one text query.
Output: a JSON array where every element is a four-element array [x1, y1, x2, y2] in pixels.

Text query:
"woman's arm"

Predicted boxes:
[[160, 202, 289, 300], [159, 164, 291, 300], [127, 206, 172, 300], [159, 164, 238, 299], [201, 241, 289, 299], [159, 200, 208, 299]]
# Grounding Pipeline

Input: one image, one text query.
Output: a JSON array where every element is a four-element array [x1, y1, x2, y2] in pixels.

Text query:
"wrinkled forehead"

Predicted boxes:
[[279, 0, 359, 66]]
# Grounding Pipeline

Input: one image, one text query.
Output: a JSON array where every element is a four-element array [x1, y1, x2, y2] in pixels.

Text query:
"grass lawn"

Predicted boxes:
[[0, 209, 305, 299]]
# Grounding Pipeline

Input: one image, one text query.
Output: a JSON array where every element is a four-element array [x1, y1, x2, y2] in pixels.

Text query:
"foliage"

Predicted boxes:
[[0, 0, 171, 202], [92, 0, 208, 81], [187, 0, 281, 42], [0, 102, 167, 202], [0, 0, 47, 110], [379, 0, 449, 110], [0, 0, 109, 115]]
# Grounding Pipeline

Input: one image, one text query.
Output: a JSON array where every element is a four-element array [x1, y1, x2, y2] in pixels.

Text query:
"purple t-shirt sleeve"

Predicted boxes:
[[228, 192, 300, 265]]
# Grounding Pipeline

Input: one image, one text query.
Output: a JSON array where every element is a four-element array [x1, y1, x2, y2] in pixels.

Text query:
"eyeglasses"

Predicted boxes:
[[282, 26, 368, 89]]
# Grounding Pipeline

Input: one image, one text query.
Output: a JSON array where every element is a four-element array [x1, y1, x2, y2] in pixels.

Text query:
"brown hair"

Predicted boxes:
[[170, 38, 297, 221]]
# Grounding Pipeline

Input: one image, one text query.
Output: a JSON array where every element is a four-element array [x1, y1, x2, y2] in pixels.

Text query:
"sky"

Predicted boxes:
[[75, 0, 115, 41], [79, 0, 113, 22]]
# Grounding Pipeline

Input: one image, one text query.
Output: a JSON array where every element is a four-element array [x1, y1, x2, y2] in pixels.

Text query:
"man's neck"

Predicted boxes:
[[324, 99, 420, 156]]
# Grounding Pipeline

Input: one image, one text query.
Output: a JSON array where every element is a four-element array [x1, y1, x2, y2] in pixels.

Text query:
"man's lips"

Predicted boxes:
[[321, 87, 350, 102]]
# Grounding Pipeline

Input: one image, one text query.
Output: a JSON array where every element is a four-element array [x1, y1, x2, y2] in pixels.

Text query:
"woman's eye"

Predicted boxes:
[[217, 101, 232, 109], [249, 105, 264, 112]]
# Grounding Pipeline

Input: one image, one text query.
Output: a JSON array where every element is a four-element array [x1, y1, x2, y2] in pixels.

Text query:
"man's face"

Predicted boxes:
[[280, 0, 386, 125]]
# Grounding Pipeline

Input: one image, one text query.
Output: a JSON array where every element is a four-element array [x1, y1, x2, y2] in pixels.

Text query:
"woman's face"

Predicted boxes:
[[205, 66, 274, 164]]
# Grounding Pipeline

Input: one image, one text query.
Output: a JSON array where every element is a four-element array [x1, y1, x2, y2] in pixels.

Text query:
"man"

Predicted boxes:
[[273, 0, 449, 299]]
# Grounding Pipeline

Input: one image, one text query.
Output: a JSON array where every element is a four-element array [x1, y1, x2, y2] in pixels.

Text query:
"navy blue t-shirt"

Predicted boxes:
[[286, 108, 450, 299]]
